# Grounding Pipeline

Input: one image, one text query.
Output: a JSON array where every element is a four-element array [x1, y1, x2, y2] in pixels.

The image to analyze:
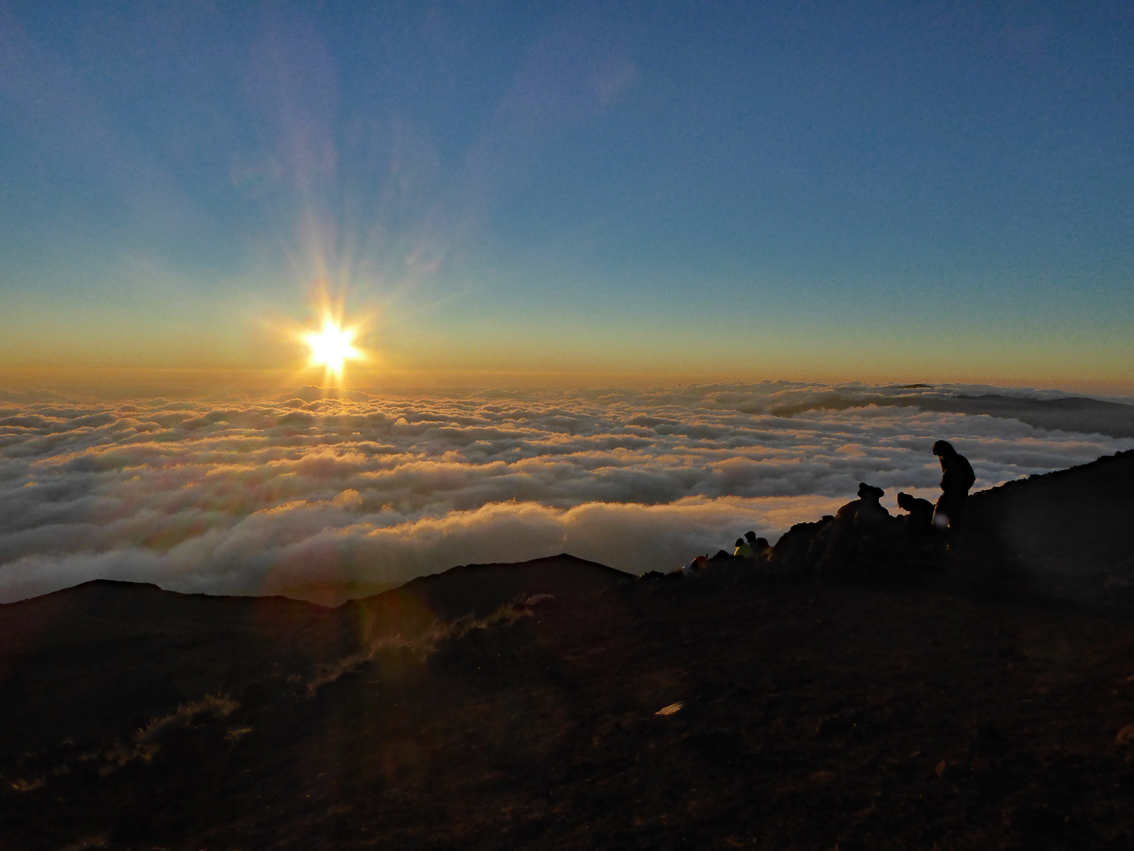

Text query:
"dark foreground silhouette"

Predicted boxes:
[[2, 453, 1134, 849]]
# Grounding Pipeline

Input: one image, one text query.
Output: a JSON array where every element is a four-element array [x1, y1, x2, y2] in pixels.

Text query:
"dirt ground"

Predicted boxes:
[[2, 564, 1133, 850]]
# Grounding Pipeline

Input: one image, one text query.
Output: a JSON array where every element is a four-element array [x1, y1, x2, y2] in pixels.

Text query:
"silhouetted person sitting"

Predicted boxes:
[[682, 555, 707, 578], [837, 483, 893, 529], [897, 492, 934, 531], [932, 440, 975, 531], [746, 531, 772, 561], [817, 483, 898, 576], [734, 537, 755, 558], [897, 491, 939, 559]]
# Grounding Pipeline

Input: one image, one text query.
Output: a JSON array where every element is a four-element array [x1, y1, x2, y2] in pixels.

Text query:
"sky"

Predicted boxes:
[[2, 0, 1132, 392]]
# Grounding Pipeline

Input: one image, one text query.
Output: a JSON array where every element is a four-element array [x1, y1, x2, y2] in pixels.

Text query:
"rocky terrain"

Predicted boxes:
[[1, 453, 1133, 850]]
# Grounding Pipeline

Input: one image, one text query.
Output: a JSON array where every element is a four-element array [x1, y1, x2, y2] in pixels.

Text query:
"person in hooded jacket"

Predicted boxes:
[[931, 440, 975, 531]]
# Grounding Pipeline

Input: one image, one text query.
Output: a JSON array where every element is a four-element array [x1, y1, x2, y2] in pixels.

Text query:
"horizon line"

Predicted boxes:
[[1, 367, 1132, 400]]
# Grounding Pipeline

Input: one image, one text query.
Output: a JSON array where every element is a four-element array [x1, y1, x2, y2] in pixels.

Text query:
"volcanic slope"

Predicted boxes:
[[1, 459, 1134, 849], [957, 448, 1134, 607]]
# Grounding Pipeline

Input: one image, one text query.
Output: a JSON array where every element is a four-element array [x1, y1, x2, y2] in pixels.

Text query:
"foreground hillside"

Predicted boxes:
[[1, 455, 1133, 849], [959, 448, 1134, 607], [2, 574, 1133, 850]]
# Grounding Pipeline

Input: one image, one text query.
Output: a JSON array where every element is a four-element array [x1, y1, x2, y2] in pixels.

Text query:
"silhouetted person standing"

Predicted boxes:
[[932, 440, 975, 531]]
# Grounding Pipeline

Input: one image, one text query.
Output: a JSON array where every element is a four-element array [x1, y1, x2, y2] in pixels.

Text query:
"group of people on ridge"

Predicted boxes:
[[679, 439, 976, 578]]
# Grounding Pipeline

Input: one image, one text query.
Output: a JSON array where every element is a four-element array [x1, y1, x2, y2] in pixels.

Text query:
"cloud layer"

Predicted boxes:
[[2, 383, 1131, 604]]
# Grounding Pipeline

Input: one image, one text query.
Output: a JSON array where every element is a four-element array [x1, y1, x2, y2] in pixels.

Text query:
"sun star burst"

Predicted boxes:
[[304, 318, 363, 384]]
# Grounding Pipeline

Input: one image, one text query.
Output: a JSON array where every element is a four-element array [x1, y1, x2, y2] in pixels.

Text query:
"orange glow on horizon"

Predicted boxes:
[[1, 366, 1133, 400]]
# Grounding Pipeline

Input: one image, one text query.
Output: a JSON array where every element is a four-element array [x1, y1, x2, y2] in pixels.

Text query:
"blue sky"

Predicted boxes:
[[1, 1, 1132, 389]]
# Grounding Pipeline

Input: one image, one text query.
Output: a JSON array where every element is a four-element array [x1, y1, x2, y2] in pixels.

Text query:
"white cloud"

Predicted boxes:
[[0, 382, 1130, 603]]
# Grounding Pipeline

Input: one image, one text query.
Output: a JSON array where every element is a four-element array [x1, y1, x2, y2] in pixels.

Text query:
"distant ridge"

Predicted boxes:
[[0, 577, 338, 634], [933, 394, 1134, 439], [769, 392, 1134, 438], [0, 554, 631, 617], [387, 553, 631, 620], [345, 554, 633, 640]]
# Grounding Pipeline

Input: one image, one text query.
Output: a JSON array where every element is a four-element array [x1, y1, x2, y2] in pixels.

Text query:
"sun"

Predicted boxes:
[[304, 317, 363, 384]]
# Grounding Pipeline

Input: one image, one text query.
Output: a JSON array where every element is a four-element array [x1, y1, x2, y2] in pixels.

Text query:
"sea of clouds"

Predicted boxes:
[[1, 382, 1131, 604]]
